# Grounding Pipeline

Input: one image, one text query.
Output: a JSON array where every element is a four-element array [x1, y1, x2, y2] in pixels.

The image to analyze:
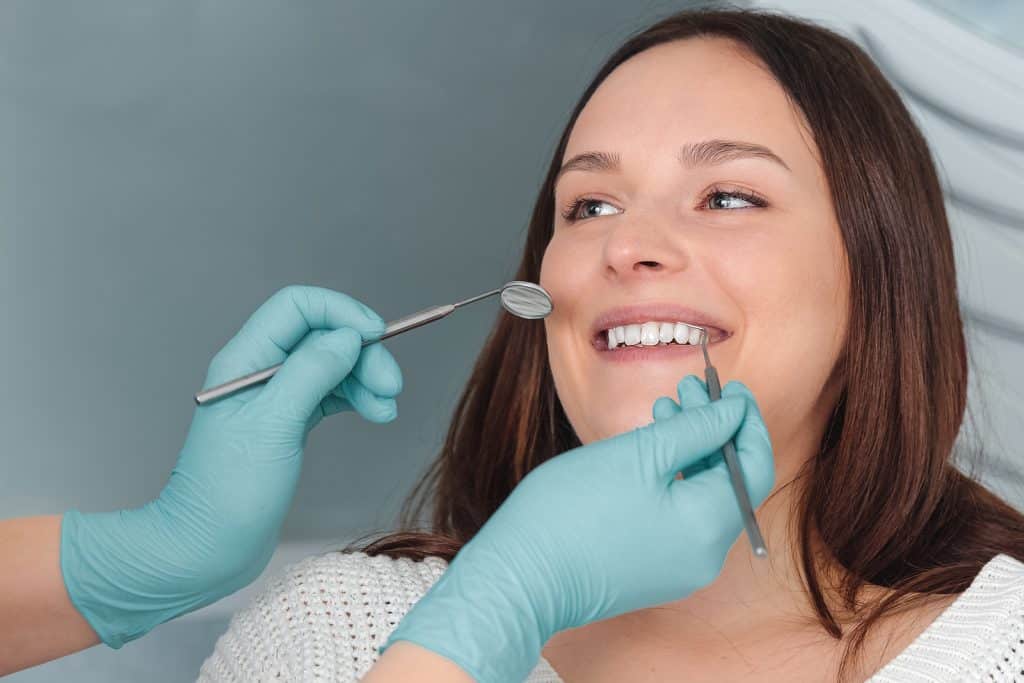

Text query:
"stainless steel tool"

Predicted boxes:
[[690, 325, 769, 559], [194, 280, 553, 405]]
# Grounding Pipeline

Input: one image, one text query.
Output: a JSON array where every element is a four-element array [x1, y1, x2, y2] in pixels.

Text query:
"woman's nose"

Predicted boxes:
[[601, 213, 690, 277]]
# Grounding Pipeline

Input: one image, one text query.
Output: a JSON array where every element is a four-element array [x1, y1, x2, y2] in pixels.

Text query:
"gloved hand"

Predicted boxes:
[[60, 285, 402, 648], [381, 375, 774, 683]]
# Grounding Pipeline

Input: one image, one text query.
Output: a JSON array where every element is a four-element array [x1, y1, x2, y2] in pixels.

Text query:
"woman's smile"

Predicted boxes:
[[589, 301, 732, 362]]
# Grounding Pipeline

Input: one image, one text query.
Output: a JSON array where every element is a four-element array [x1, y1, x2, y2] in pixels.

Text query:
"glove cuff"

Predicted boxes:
[[377, 559, 551, 683], [60, 508, 212, 649], [61, 510, 140, 648]]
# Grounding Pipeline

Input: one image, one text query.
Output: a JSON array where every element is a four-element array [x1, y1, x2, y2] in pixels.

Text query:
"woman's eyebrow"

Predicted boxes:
[[556, 139, 791, 185], [679, 139, 791, 171]]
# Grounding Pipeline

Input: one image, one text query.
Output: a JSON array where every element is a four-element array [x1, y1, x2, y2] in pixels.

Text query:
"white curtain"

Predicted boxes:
[[749, 0, 1024, 508]]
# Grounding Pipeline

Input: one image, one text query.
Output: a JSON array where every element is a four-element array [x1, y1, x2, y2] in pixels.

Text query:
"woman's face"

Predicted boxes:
[[540, 37, 849, 466]]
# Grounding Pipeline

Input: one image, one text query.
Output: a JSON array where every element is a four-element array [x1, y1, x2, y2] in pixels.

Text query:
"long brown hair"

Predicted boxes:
[[346, 7, 1024, 679]]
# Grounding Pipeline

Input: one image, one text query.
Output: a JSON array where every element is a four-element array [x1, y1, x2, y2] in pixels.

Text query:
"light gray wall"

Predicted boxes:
[[3, 1, 708, 681]]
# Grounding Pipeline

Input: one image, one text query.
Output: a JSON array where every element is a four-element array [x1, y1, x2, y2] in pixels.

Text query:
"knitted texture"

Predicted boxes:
[[197, 551, 1024, 682], [867, 553, 1024, 682]]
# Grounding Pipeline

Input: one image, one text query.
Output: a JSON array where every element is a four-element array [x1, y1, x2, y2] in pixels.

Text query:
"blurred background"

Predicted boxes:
[[2, 1, 1021, 680]]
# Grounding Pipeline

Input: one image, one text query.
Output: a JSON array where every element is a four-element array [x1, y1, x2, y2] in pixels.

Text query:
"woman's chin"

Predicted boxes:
[[588, 410, 661, 442]]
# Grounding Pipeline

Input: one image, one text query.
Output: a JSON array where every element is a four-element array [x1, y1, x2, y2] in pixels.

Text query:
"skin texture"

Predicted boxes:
[[0, 515, 99, 676]]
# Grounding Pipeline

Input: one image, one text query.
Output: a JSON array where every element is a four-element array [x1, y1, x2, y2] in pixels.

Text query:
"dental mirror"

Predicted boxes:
[[194, 280, 553, 405], [499, 280, 553, 319]]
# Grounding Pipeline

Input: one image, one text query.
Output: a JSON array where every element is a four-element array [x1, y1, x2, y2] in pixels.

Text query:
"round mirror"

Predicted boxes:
[[500, 281, 553, 319]]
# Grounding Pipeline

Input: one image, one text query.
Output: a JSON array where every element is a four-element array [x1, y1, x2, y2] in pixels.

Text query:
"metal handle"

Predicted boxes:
[[374, 304, 455, 343], [193, 304, 455, 405], [704, 365, 769, 558]]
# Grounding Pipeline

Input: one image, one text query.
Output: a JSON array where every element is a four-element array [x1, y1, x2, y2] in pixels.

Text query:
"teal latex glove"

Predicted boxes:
[[381, 375, 774, 683], [60, 285, 402, 648]]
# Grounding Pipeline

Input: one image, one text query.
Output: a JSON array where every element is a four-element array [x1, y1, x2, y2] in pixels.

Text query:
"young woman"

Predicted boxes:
[[199, 8, 1024, 682]]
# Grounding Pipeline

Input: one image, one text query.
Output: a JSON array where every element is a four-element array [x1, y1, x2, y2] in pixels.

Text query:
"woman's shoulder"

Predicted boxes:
[[913, 552, 1024, 637], [868, 553, 1024, 682], [972, 553, 1024, 585], [197, 550, 451, 682], [956, 552, 1024, 617], [277, 549, 452, 602]]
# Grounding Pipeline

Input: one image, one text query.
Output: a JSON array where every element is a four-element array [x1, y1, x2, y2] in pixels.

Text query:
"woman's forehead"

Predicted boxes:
[[563, 38, 815, 171]]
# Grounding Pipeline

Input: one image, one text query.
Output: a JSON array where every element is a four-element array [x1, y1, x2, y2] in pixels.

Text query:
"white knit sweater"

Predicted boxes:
[[197, 551, 1024, 682]]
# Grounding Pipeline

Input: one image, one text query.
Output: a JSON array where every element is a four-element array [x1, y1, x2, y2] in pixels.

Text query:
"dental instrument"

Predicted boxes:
[[691, 325, 770, 558], [193, 281, 553, 405]]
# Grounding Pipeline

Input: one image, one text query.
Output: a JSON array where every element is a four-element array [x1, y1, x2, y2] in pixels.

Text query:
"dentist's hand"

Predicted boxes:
[[60, 285, 402, 648], [381, 376, 774, 683]]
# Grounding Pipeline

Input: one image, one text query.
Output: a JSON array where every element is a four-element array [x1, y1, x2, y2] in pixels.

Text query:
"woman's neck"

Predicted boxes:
[[644, 436, 841, 637], [647, 479, 818, 635]]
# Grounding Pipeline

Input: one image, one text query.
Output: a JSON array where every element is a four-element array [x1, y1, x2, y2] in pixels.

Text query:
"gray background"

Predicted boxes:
[[3, 1, 1021, 681]]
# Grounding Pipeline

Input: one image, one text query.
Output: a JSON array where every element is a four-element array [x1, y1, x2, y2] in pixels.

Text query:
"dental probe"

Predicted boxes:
[[691, 325, 769, 559], [193, 281, 553, 406]]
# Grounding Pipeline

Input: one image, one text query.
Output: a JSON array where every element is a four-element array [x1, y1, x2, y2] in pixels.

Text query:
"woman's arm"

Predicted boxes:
[[0, 515, 100, 676], [362, 641, 475, 683]]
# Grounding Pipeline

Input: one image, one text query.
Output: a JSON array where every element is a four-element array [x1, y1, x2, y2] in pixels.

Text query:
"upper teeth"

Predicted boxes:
[[605, 321, 705, 349]]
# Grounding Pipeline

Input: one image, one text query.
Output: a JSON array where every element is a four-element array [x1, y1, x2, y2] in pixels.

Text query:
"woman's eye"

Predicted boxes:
[[561, 198, 622, 222], [703, 190, 766, 210], [560, 189, 766, 223]]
